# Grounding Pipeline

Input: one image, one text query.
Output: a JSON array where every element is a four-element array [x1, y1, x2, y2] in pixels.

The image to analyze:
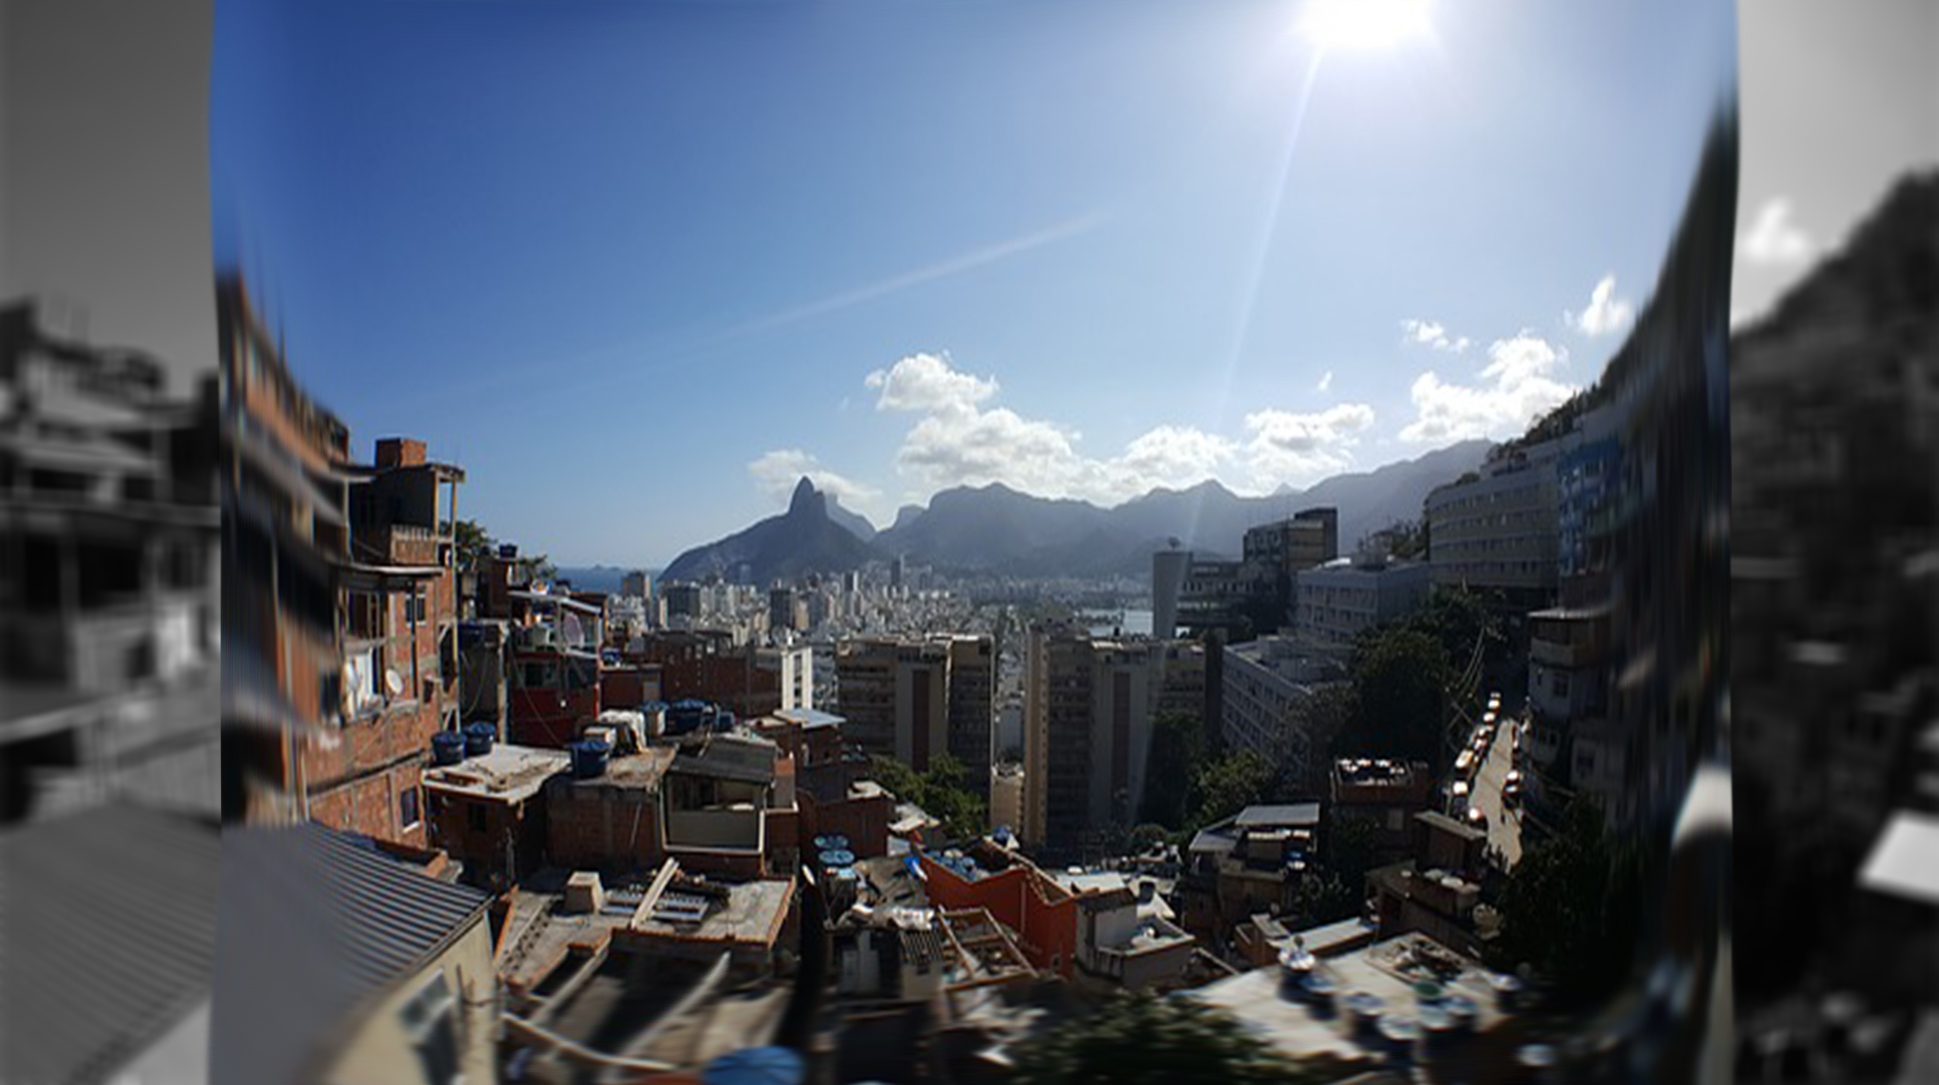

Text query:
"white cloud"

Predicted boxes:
[[748, 449, 882, 516], [865, 352, 998, 414], [1400, 331, 1577, 443], [1316, 370, 1333, 392], [867, 352, 1375, 503], [1740, 198, 1813, 267], [1400, 318, 1471, 353], [1566, 274, 1635, 337], [1242, 405, 1376, 483]]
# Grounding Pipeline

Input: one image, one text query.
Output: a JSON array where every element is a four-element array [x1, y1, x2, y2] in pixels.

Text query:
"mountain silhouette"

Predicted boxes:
[[661, 477, 882, 585]]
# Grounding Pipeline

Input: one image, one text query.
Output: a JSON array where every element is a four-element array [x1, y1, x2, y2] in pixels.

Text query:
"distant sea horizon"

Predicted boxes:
[[1084, 607, 1154, 639]]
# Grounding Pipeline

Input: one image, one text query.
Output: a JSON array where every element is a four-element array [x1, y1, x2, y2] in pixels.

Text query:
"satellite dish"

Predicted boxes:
[[385, 669, 404, 697]]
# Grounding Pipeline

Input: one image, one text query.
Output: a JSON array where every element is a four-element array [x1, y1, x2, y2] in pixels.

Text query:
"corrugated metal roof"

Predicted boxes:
[[671, 736, 778, 785], [211, 821, 490, 1085], [0, 802, 220, 1085], [1235, 803, 1321, 828]]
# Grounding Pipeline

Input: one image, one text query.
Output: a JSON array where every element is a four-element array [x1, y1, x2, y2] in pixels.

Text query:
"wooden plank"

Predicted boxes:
[[631, 857, 681, 931]]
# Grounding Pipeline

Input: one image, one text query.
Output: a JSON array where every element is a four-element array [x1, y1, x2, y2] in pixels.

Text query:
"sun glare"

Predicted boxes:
[[1299, 0, 1432, 51]]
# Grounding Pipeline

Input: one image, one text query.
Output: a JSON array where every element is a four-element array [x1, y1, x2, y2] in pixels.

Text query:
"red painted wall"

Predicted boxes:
[[917, 853, 1077, 976]]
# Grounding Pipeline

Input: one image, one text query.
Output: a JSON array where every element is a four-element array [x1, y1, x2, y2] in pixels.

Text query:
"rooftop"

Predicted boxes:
[[1236, 803, 1322, 829], [214, 822, 490, 1085], [629, 877, 794, 947], [1185, 932, 1510, 1068], [771, 706, 845, 730], [422, 743, 569, 802], [1332, 758, 1426, 791], [1414, 810, 1487, 844], [555, 746, 677, 793], [669, 734, 780, 785], [0, 803, 220, 1085], [1281, 916, 1381, 958], [1859, 810, 1939, 907]]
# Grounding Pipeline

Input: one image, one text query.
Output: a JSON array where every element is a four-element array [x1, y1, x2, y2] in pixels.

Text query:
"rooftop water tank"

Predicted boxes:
[[464, 722, 496, 757], [570, 739, 611, 779], [432, 731, 466, 766], [702, 1047, 804, 1085]]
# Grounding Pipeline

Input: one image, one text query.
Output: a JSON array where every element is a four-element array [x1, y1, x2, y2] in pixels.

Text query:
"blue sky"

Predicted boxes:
[[211, 0, 1737, 566]]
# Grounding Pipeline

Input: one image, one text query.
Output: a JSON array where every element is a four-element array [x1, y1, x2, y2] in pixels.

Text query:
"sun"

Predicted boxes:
[[1299, 0, 1433, 51]]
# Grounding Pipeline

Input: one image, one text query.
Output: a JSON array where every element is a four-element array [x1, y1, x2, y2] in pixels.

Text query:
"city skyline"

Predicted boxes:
[[209, 0, 1737, 566]]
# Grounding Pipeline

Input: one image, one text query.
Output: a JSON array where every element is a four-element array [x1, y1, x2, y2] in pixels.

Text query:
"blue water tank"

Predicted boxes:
[[667, 700, 713, 736], [431, 731, 466, 766], [570, 739, 611, 779], [702, 1047, 803, 1085], [464, 722, 497, 757]]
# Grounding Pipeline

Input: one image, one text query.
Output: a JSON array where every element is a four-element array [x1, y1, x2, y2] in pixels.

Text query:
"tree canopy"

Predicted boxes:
[[451, 518, 492, 571], [1011, 991, 1351, 1085], [1190, 748, 1276, 834], [1495, 798, 1644, 1008], [1138, 711, 1208, 830], [870, 754, 986, 841], [1342, 627, 1448, 766]]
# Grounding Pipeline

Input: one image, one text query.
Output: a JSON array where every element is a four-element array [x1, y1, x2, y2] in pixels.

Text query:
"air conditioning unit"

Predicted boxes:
[[520, 625, 558, 651]]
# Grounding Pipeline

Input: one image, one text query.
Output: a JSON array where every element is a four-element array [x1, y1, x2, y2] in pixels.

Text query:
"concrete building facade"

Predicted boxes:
[[1292, 555, 1432, 648], [1220, 636, 1346, 783]]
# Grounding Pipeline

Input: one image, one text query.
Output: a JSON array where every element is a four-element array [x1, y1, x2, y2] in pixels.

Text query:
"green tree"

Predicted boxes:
[[449, 518, 493, 572], [1128, 822, 1170, 854], [1406, 586, 1499, 666], [1495, 798, 1644, 1008], [1298, 684, 1357, 796], [529, 553, 560, 585], [1011, 990, 1350, 1085], [1321, 814, 1382, 889], [1292, 871, 1359, 927], [1189, 749, 1275, 833], [1139, 711, 1208, 830], [1344, 628, 1448, 766], [870, 754, 987, 842]]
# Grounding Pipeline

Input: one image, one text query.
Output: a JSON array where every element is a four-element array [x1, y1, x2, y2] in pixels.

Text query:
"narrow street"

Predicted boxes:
[[1466, 699, 1525, 871]]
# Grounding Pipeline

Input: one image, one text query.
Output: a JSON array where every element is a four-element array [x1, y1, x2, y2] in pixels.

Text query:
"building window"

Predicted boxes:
[[400, 787, 421, 830], [398, 970, 462, 1085]]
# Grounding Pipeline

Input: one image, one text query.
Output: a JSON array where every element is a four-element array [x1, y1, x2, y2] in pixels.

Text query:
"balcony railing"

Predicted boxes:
[[353, 523, 443, 567]]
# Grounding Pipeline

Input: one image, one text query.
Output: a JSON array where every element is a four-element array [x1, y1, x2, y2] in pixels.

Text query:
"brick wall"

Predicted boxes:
[[800, 792, 891, 858], [307, 761, 425, 847], [429, 792, 548, 884], [545, 780, 664, 873]]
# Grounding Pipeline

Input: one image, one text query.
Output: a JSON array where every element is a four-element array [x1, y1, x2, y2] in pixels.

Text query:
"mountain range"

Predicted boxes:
[[661, 439, 1491, 584]]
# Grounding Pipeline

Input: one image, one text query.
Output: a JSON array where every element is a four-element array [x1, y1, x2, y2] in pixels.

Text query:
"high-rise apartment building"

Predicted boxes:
[[834, 635, 992, 789], [945, 635, 995, 798], [1021, 626, 1159, 855], [768, 586, 799, 634]]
